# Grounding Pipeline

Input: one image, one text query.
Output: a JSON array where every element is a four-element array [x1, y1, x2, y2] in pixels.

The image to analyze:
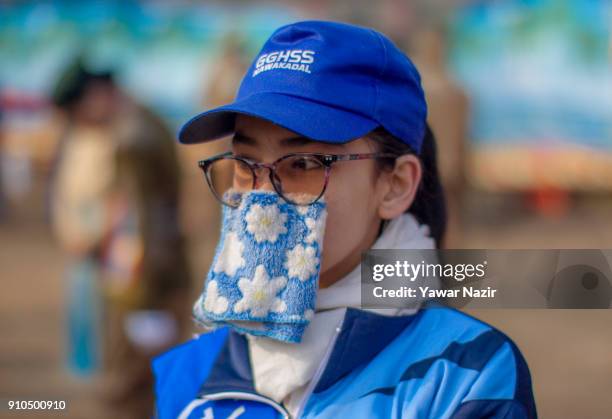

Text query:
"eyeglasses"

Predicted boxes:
[[198, 151, 399, 207]]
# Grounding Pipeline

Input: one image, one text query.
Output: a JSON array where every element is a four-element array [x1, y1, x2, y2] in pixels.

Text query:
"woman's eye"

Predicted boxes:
[[291, 157, 320, 170]]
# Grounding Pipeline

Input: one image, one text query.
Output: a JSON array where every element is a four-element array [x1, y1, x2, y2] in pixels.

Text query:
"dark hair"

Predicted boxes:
[[52, 58, 115, 111], [368, 124, 447, 248]]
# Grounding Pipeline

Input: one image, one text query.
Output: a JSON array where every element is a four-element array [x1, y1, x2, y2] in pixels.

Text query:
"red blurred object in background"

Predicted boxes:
[[527, 186, 571, 217]]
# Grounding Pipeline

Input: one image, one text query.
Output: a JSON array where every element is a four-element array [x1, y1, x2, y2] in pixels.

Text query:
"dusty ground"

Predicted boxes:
[[1, 183, 611, 418]]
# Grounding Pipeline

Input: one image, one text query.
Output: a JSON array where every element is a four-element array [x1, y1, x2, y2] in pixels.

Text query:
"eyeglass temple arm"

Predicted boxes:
[[332, 152, 398, 162]]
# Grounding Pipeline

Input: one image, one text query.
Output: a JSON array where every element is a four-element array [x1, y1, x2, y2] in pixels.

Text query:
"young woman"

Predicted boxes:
[[152, 21, 537, 419]]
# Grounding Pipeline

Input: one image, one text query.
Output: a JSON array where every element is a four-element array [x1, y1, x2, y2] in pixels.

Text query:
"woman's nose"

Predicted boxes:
[[253, 167, 276, 192]]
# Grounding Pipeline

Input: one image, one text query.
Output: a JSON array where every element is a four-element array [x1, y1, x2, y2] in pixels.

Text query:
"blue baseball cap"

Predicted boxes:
[[179, 20, 427, 152]]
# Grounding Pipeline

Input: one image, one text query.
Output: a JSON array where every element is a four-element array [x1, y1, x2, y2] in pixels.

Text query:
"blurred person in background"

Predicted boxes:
[[50, 58, 190, 418], [50, 59, 119, 378], [100, 99, 191, 419]]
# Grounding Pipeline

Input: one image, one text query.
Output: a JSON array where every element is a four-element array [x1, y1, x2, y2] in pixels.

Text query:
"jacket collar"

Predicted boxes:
[[197, 307, 420, 397], [314, 307, 419, 392], [198, 331, 255, 395]]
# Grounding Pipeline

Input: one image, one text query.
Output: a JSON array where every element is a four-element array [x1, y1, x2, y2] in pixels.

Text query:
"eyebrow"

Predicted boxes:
[[232, 131, 318, 147]]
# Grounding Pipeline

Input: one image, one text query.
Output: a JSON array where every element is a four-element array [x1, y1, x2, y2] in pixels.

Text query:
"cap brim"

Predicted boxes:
[[178, 92, 379, 144]]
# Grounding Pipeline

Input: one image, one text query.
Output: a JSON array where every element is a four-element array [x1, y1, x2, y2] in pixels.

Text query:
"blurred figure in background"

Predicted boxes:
[[50, 60, 119, 377], [50, 58, 190, 418], [100, 100, 191, 419]]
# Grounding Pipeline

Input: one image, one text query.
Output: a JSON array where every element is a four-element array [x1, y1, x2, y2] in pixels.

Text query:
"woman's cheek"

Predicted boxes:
[[319, 203, 340, 272], [319, 194, 360, 272], [318, 161, 379, 274]]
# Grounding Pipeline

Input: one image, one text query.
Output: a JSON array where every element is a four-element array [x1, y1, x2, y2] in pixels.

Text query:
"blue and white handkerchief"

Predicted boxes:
[[193, 190, 327, 343]]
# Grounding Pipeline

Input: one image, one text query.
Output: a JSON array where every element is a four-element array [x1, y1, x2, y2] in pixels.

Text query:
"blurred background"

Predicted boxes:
[[0, 0, 610, 418]]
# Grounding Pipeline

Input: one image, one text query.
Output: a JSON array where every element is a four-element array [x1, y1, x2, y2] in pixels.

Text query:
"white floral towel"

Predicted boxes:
[[193, 190, 327, 343]]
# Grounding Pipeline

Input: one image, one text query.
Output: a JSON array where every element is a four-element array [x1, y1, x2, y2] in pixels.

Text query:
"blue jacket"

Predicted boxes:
[[152, 306, 537, 418]]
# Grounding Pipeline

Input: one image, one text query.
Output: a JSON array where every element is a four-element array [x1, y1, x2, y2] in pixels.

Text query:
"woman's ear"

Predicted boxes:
[[377, 154, 422, 220]]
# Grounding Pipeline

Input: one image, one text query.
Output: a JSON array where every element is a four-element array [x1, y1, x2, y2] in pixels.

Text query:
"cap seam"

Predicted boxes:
[[370, 29, 388, 123]]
